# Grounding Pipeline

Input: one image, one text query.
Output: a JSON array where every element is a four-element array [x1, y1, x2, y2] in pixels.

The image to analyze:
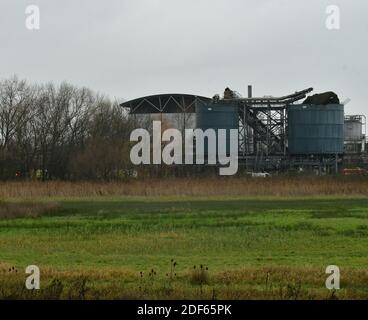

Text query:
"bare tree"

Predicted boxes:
[[0, 76, 140, 181]]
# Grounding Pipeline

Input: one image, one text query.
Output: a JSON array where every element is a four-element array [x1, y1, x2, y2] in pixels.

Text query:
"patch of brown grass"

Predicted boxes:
[[0, 265, 368, 300], [0, 177, 368, 199], [0, 201, 61, 219]]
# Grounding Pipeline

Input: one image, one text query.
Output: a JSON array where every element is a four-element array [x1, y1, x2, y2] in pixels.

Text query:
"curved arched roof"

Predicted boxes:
[[120, 93, 212, 114]]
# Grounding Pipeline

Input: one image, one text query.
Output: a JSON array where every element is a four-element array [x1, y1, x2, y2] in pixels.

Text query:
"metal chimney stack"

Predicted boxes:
[[248, 85, 253, 98]]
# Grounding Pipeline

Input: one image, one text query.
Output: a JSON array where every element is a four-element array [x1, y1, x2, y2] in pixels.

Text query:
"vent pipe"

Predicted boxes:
[[248, 85, 253, 98]]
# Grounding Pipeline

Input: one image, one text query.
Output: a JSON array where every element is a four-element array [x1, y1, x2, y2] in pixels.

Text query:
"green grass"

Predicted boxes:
[[1, 197, 368, 299]]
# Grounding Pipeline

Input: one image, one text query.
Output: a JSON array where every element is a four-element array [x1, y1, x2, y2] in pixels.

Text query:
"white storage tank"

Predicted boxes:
[[344, 116, 363, 141]]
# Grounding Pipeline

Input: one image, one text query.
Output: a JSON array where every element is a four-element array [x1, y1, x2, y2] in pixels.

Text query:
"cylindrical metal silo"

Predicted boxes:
[[344, 118, 363, 141], [196, 101, 239, 156], [287, 104, 344, 155]]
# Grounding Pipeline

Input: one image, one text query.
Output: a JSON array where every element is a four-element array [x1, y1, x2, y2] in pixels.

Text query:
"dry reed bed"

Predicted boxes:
[[0, 177, 367, 198]]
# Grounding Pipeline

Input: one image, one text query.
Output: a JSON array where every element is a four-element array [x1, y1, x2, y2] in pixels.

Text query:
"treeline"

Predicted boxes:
[[0, 76, 137, 181]]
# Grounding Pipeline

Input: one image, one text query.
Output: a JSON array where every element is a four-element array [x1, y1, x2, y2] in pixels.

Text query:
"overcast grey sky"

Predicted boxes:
[[0, 0, 367, 114]]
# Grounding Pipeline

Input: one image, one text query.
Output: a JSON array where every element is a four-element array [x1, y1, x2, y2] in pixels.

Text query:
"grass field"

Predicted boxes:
[[1, 186, 368, 299]]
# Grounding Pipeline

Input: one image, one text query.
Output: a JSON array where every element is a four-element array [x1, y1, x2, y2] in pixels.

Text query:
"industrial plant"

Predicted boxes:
[[121, 87, 367, 175]]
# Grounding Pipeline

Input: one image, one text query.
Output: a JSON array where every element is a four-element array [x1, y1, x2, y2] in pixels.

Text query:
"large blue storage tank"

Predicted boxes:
[[287, 104, 344, 155], [196, 101, 239, 155]]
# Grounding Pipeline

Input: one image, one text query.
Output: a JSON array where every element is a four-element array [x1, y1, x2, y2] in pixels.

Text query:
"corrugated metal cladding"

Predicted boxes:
[[196, 101, 239, 155], [287, 104, 344, 155]]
